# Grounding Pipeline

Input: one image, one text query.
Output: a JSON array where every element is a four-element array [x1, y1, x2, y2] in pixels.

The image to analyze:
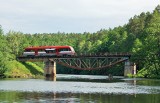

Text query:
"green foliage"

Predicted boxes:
[[136, 68, 148, 78], [132, 38, 143, 53]]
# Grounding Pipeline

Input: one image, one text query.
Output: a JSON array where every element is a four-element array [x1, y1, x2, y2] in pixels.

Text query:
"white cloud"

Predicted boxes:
[[0, 0, 159, 33]]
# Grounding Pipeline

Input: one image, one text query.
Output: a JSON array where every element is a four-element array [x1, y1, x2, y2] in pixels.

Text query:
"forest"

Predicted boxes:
[[0, 6, 160, 78]]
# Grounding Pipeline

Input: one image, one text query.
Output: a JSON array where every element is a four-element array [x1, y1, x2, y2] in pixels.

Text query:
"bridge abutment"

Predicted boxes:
[[44, 60, 56, 81], [124, 60, 136, 77]]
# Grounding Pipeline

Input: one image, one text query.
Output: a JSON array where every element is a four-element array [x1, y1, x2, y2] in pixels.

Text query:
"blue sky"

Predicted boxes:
[[0, 0, 159, 34]]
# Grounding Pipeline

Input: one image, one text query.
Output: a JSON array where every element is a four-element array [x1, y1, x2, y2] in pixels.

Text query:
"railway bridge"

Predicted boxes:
[[17, 53, 136, 80]]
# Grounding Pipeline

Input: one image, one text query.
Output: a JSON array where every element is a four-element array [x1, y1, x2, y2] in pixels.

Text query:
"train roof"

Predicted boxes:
[[25, 46, 72, 50]]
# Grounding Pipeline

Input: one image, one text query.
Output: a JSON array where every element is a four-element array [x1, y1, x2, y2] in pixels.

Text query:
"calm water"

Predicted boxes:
[[0, 74, 160, 103]]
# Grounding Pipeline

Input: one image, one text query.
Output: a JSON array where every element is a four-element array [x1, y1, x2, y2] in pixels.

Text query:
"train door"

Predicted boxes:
[[56, 49, 60, 56], [35, 50, 38, 55]]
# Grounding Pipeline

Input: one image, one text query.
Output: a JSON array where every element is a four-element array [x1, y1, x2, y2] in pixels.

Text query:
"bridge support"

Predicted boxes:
[[44, 60, 56, 81], [124, 60, 136, 77]]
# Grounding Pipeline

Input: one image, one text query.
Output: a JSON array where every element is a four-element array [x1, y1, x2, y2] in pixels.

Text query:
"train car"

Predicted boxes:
[[23, 46, 76, 57]]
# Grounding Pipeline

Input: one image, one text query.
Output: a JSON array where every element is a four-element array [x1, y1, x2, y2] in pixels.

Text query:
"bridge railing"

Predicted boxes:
[[76, 52, 131, 57]]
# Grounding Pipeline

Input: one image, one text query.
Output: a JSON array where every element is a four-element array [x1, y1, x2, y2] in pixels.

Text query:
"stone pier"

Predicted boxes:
[[124, 60, 136, 77], [44, 60, 56, 81]]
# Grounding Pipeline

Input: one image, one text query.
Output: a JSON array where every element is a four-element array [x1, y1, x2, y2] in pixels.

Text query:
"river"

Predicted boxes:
[[0, 74, 160, 103]]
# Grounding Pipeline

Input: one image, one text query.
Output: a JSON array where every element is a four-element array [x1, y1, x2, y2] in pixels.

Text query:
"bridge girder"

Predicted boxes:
[[53, 57, 128, 70], [17, 54, 130, 70]]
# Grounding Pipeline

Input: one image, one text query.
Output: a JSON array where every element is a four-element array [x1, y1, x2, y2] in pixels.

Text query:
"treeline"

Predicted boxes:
[[0, 6, 160, 78]]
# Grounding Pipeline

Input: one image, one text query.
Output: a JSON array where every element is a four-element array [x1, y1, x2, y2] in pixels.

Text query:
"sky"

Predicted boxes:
[[0, 0, 159, 34]]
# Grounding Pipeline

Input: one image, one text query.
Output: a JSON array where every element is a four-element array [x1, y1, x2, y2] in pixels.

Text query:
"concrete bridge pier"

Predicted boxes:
[[44, 60, 56, 81], [124, 60, 136, 77]]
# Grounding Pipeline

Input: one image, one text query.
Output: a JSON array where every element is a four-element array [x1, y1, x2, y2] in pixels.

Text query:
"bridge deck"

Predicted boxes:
[[17, 53, 131, 61]]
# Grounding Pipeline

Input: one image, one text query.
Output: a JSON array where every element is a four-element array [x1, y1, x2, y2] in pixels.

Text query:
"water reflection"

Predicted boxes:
[[0, 91, 160, 103], [56, 74, 124, 83], [0, 75, 160, 103]]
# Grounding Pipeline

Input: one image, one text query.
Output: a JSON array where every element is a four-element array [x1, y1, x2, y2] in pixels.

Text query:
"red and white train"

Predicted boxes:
[[23, 46, 76, 57]]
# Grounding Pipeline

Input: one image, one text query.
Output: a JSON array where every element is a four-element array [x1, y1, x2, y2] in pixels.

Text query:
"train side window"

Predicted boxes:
[[49, 50, 56, 53], [68, 48, 71, 51], [45, 49, 56, 53], [25, 50, 31, 52], [39, 49, 45, 52], [59, 49, 63, 52], [65, 48, 71, 51], [59, 48, 71, 51], [45, 50, 49, 53], [25, 50, 34, 52]]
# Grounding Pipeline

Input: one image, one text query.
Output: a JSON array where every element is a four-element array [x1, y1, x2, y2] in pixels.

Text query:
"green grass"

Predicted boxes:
[[22, 62, 44, 76], [3, 60, 44, 78]]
